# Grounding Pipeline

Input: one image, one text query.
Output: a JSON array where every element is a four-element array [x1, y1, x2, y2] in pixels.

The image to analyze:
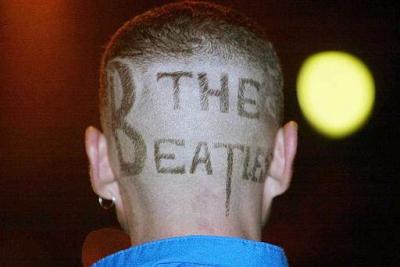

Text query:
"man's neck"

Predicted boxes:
[[127, 215, 262, 246]]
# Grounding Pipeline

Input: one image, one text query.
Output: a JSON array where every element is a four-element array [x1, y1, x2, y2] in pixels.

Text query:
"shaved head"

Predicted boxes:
[[98, 1, 284, 238]]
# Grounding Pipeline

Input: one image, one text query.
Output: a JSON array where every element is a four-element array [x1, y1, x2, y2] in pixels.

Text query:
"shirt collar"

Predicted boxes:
[[93, 235, 288, 267]]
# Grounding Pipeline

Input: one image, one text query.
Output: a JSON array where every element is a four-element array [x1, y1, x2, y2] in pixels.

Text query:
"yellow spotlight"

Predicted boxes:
[[297, 51, 375, 138]]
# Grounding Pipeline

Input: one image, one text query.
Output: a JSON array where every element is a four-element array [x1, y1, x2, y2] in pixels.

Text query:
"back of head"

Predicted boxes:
[[99, 1, 283, 240]]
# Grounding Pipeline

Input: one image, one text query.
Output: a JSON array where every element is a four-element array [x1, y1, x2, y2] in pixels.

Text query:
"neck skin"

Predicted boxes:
[[126, 215, 263, 246], [118, 185, 267, 246]]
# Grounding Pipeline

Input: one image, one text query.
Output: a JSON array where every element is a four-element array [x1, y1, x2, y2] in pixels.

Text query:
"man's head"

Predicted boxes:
[[85, 1, 297, 243]]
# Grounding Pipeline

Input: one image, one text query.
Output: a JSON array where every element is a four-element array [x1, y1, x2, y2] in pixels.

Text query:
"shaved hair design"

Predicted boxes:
[[99, 1, 284, 217]]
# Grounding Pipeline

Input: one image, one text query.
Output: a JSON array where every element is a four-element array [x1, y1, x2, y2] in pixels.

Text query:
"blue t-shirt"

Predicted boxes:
[[92, 235, 289, 266]]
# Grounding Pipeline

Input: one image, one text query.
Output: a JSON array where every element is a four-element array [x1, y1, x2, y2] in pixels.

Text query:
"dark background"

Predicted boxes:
[[0, 1, 398, 266]]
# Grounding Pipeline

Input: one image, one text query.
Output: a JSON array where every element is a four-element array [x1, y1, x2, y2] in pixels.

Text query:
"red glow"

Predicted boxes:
[[82, 228, 131, 267]]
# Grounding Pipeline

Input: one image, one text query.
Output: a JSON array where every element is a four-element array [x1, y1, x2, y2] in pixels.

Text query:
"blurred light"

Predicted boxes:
[[297, 51, 375, 138]]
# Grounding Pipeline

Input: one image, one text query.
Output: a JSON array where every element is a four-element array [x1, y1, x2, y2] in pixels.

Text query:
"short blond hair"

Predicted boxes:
[[99, 1, 283, 126]]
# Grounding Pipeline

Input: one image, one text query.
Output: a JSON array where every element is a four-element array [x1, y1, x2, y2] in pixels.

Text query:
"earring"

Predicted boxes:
[[98, 196, 115, 210]]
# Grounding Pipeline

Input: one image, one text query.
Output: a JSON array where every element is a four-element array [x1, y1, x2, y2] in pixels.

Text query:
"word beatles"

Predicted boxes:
[[106, 60, 271, 215]]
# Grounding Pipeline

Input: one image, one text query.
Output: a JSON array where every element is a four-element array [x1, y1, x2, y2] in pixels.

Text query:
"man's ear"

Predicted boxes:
[[262, 121, 298, 223], [84, 126, 121, 202]]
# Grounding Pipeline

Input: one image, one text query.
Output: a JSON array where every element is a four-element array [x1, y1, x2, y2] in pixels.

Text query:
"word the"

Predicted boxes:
[[157, 72, 264, 120]]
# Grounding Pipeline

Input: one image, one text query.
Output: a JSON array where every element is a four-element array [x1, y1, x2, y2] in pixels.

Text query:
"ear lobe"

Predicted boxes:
[[85, 126, 119, 200], [261, 121, 298, 222]]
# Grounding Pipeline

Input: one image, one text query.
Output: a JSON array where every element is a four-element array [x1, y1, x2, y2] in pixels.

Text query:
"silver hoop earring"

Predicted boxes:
[[98, 196, 115, 210]]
